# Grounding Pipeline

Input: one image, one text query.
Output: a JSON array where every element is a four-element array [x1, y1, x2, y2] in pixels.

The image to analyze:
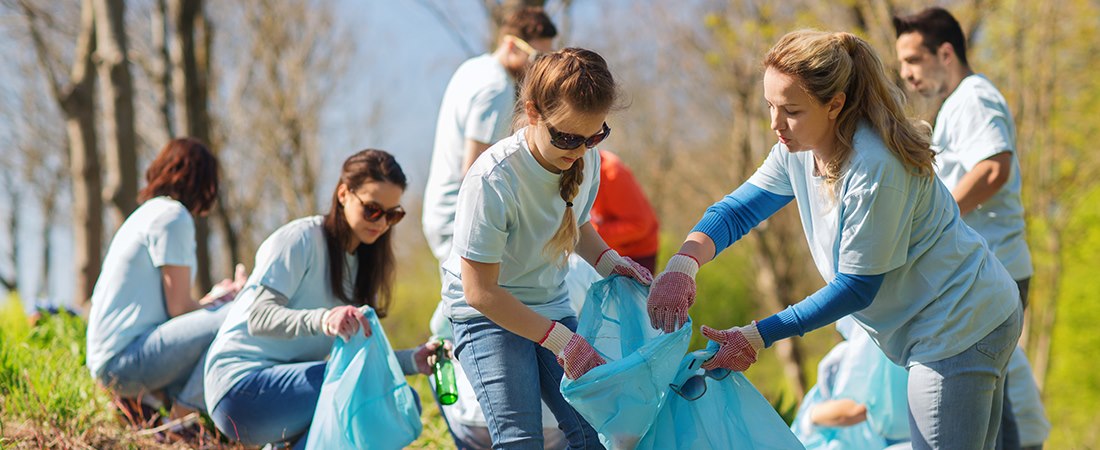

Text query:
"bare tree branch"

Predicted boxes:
[[16, 0, 64, 101], [415, 0, 479, 57]]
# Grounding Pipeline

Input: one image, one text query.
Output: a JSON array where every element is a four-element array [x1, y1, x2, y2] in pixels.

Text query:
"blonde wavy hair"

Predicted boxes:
[[764, 30, 935, 195]]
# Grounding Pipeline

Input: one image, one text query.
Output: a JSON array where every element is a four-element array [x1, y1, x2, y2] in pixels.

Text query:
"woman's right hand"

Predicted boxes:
[[646, 254, 700, 332], [321, 305, 372, 341]]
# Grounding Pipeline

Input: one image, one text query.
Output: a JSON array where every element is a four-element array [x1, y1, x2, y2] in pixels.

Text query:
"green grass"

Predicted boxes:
[[0, 291, 456, 449], [0, 294, 172, 449], [0, 296, 104, 432]]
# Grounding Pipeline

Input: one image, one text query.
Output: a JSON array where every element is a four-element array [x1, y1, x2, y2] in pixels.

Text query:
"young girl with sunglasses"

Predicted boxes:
[[441, 48, 652, 449], [648, 31, 1020, 448], [203, 150, 441, 447]]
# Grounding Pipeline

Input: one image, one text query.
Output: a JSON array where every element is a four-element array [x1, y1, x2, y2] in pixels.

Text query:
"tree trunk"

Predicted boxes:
[[152, 0, 175, 138], [39, 197, 54, 301], [1, 180, 18, 293], [62, 0, 103, 309], [94, 0, 138, 231]]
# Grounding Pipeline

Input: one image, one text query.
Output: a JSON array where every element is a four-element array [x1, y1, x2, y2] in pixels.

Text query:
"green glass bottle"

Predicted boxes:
[[434, 341, 458, 405]]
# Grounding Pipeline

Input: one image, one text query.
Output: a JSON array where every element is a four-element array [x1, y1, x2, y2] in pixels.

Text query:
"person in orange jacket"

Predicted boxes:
[[590, 149, 660, 273]]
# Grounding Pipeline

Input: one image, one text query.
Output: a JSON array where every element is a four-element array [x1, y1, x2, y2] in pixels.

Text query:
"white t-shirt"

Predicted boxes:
[[747, 122, 1018, 366], [441, 128, 601, 322], [933, 74, 1032, 280], [86, 197, 196, 377], [422, 54, 517, 261], [204, 216, 355, 411]]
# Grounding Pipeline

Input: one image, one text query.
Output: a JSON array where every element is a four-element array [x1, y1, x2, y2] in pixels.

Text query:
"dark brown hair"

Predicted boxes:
[[518, 48, 618, 265], [138, 137, 219, 216], [893, 7, 970, 68], [498, 6, 557, 44], [322, 149, 406, 317]]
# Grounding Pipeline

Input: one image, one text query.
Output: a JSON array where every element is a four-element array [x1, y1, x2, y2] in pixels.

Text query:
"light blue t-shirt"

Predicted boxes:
[[422, 54, 517, 261], [441, 128, 601, 322], [933, 74, 1032, 280], [86, 197, 196, 377], [204, 216, 355, 411], [747, 123, 1018, 365]]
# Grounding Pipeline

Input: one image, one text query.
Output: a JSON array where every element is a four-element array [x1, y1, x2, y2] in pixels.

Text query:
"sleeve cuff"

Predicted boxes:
[[539, 322, 575, 356], [691, 213, 732, 254], [756, 311, 801, 348], [395, 349, 419, 376], [664, 254, 700, 278]]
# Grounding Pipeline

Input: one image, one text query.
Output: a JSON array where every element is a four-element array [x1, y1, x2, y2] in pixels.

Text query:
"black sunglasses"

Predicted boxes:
[[668, 348, 732, 401], [545, 122, 611, 150], [352, 193, 406, 225]]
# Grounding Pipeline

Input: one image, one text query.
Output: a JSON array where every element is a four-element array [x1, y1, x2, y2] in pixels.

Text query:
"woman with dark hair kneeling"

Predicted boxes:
[[203, 149, 441, 448], [86, 137, 246, 422]]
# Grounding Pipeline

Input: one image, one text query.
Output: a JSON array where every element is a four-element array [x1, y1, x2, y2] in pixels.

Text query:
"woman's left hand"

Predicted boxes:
[[700, 323, 765, 371], [413, 340, 453, 375], [594, 249, 653, 286]]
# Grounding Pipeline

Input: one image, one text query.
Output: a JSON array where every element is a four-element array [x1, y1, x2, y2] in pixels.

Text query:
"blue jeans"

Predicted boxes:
[[210, 361, 422, 448], [996, 277, 1032, 450], [908, 306, 1022, 449], [99, 303, 230, 412], [209, 361, 326, 447], [452, 316, 603, 450]]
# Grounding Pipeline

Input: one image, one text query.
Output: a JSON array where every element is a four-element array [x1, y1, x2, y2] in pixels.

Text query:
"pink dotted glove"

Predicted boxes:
[[700, 322, 765, 372], [595, 249, 654, 286], [539, 321, 607, 380], [646, 254, 699, 333]]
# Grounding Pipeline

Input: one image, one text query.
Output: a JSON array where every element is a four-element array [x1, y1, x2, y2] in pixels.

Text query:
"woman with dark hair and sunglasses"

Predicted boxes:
[[86, 137, 246, 422], [202, 149, 441, 448]]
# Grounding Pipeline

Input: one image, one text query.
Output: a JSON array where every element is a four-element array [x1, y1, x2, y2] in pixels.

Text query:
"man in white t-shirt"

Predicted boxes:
[[422, 8, 561, 450], [895, 8, 1038, 449], [894, 7, 1032, 304], [422, 7, 557, 262]]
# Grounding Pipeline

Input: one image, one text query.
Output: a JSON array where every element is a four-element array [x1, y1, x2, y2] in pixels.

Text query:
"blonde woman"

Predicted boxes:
[[647, 31, 1021, 448]]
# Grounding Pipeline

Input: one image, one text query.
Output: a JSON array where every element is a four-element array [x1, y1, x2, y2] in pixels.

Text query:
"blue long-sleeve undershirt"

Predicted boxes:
[[689, 182, 885, 347], [756, 272, 884, 347], [691, 183, 793, 256]]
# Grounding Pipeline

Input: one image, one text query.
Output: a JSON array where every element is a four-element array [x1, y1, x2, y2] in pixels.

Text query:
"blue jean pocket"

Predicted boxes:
[[975, 336, 1010, 361], [975, 312, 1018, 361]]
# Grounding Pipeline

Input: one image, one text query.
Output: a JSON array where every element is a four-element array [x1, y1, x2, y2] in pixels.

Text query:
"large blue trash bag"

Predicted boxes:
[[792, 375, 888, 449], [830, 319, 909, 442], [561, 275, 693, 449], [791, 386, 889, 449], [636, 343, 806, 450], [305, 307, 422, 450]]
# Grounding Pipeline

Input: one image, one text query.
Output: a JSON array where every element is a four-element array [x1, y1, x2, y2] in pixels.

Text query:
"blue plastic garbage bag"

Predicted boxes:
[[636, 344, 805, 450], [790, 339, 885, 449], [561, 275, 693, 449], [791, 384, 887, 449], [305, 307, 422, 450], [831, 319, 909, 441]]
